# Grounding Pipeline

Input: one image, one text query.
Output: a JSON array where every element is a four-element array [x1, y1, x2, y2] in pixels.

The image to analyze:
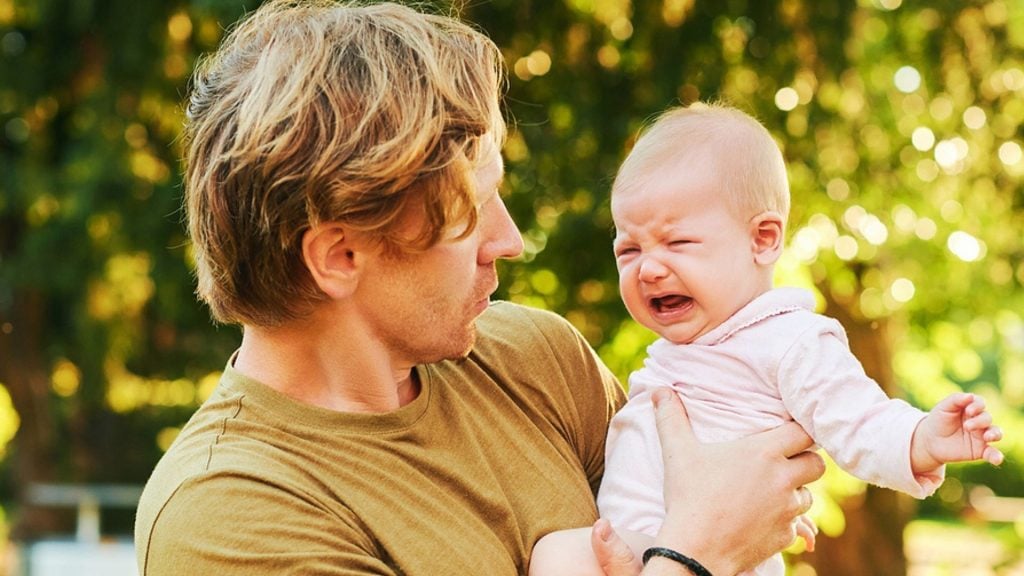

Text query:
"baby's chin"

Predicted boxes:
[[652, 323, 714, 346]]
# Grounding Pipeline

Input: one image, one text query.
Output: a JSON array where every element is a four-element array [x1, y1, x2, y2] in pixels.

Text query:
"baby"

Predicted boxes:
[[530, 103, 1004, 576]]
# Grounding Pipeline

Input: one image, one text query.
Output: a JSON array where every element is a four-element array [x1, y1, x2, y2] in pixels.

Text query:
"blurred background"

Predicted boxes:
[[0, 0, 1022, 574]]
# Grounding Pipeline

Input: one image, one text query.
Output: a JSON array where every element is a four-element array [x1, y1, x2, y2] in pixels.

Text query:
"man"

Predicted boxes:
[[135, 1, 823, 574]]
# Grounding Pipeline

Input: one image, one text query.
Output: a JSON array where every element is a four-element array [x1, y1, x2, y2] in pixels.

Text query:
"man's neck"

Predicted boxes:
[[233, 314, 420, 414]]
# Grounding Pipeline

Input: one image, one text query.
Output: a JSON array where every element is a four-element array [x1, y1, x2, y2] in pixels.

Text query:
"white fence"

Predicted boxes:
[[12, 484, 142, 576]]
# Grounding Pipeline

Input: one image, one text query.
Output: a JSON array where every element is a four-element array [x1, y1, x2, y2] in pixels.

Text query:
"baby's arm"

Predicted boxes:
[[530, 516, 818, 576], [529, 526, 652, 576], [911, 392, 1004, 474]]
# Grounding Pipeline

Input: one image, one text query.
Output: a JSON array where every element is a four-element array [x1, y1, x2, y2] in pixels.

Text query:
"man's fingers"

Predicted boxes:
[[794, 514, 817, 552], [591, 519, 641, 576], [757, 420, 815, 457], [797, 486, 814, 514], [788, 450, 826, 487], [652, 388, 698, 451]]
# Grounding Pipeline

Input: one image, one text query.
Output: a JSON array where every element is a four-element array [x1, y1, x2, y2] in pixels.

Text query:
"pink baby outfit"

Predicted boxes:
[[597, 288, 943, 576]]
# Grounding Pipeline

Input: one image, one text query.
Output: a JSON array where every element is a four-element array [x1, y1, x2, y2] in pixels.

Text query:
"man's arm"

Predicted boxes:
[[596, 389, 823, 576]]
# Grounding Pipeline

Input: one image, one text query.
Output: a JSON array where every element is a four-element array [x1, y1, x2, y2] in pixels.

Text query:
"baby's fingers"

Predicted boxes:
[[963, 394, 987, 418], [964, 411, 993, 431], [983, 425, 1003, 443], [984, 445, 1005, 466]]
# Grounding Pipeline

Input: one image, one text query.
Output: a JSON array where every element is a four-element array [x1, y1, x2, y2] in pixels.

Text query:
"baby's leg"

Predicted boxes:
[[529, 525, 653, 576]]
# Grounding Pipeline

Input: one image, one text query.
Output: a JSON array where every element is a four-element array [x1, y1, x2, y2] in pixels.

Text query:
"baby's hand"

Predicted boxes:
[[794, 514, 817, 552], [911, 393, 1004, 473]]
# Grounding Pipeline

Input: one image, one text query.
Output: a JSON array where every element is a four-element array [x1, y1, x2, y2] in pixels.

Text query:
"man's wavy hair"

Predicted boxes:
[[184, 0, 506, 326]]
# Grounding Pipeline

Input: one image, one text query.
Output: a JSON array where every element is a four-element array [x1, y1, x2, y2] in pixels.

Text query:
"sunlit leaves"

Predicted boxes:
[[50, 359, 81, 397], [105, 360, 217, 414], [661, 0, 695, 28], [167, 11, 192, 44], [0, 385, 18, 458], [86, 253, 155, 321], [0, 0, 1019, 556], [513, 49, 553, 81]]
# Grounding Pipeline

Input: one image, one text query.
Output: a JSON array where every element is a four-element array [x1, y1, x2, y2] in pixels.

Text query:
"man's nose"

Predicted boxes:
[[479, 195, 524, 263]]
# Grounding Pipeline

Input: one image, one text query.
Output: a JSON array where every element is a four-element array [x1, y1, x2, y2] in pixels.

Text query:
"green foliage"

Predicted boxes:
[[0, 384, 16, 458], [474, 0, 1024, 498], [0, 0, 253, 488], [0, 0, 1020, 563], [472, 0, 1024, 565]]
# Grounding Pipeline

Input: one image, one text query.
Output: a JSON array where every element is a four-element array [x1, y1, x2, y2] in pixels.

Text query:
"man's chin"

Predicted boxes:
[[428, 325, 477, 365], [453, 325, 478, 359]]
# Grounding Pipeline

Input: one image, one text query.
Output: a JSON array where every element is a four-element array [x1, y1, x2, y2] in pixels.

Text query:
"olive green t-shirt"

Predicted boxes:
[[135, 302, 625, 575]]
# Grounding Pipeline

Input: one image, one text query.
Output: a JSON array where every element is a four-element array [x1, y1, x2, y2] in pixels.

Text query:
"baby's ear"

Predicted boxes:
[[750, 211, 784, 265]]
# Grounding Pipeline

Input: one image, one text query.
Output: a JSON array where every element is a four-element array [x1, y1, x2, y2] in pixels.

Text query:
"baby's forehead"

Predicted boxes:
[[613, 144, 721, 198], [628, 124, 728, 167]]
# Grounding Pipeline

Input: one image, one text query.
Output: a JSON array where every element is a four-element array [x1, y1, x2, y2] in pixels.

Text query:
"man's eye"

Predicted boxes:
[[615, 247, 639, 258]]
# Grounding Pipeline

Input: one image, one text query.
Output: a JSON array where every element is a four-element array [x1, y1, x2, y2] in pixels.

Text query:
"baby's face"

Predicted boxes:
[[611, 159, 770, 344]]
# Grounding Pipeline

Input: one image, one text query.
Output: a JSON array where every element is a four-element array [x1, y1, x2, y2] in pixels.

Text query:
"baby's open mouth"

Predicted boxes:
[[651, 295, 693, 313]]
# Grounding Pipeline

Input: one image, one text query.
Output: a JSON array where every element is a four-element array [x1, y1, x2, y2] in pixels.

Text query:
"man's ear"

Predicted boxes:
[[302, 223, 360, 299], [750, 211, 784, 266]]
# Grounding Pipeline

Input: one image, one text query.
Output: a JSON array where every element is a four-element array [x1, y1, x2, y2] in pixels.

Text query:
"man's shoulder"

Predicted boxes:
[[469, 301, 589, 369], [477, 301, 577, 341], [480, 299, 567, 324]]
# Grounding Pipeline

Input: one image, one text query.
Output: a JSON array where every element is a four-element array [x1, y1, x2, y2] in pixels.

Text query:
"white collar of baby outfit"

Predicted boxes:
[[683, 286, 815, 347]]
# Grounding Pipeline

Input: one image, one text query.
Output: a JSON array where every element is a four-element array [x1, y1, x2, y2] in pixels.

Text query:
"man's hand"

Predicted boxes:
[[591, 519, 642, 576], [641, 388, 824, 575], [794, 514, 817, 552]]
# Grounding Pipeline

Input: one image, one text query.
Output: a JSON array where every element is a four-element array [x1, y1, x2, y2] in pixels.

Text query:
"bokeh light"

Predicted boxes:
[[947, 231, 985, 262], [775, 87, 800, 111], [911, 126, 935, 151], [894, 66, 922, 93]]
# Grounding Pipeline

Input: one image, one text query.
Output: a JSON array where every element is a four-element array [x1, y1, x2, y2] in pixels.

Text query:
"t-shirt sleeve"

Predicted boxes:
[[776, 321, 942, 498], [516, 306, 627, 495], [139, 472, 393, 575]]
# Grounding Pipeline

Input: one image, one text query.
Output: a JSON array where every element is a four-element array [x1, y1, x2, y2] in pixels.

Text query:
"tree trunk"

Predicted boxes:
[[0, 289, 67, 539]]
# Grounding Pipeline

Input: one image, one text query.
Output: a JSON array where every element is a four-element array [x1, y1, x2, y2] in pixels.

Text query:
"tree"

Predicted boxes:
[[0, 0, 245, 536], [465, 0, 1024, 573], [0, 0, 1020, 572]]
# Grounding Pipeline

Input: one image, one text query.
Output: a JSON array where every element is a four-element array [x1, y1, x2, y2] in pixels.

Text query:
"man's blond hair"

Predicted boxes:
[[612, 103, 790, 225], [184, 0, 505, 326]]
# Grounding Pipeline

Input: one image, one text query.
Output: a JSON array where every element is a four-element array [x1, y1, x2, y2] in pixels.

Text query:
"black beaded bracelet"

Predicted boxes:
[[641, 547, 714, 576]]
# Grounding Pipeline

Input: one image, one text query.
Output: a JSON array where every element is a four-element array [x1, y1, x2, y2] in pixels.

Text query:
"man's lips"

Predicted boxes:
[[472, 282, 499, 312]]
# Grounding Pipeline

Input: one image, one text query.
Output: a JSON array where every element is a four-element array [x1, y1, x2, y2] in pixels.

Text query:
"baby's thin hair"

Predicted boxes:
[[613, 101, 790, 224]]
